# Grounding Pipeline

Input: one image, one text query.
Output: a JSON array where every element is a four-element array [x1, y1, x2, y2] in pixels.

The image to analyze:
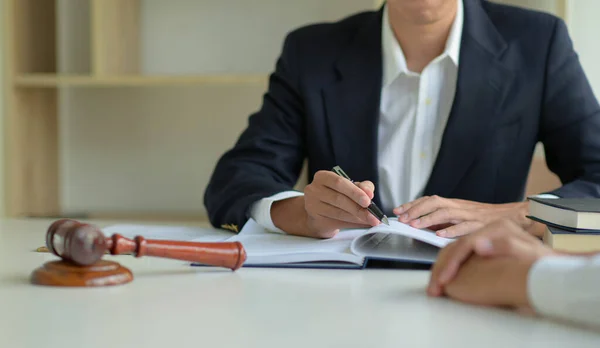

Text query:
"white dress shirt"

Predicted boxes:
[[249, 1, 464, 233], [529, 254, 600, 328], [377, 0, 462, 212]]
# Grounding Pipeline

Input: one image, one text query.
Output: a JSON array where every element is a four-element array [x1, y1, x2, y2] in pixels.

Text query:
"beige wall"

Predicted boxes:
[[568, 0, 600, 97], [0, 1, 5, 216]]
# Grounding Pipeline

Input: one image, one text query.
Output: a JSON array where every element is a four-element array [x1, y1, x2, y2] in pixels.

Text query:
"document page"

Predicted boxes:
[[348, 219, 454, 264], [369, 219, 454, 248], [226, 219, 368, 265], [102, 224, 233, 242]]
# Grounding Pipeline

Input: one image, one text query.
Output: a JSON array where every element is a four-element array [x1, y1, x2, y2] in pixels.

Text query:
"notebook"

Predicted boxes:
[[218, 218, 454, 269], [528, 197, 600, 231]]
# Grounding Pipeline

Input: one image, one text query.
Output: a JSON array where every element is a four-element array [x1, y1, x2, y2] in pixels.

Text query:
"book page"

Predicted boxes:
[[348, 220, 454, 264], [368, 219, 454, 248], [350, 232, 441, 264], [226, 219, 367, 265]]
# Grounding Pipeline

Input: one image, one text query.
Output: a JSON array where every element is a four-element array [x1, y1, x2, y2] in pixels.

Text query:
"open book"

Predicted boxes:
[[223, 218, 454, 269]]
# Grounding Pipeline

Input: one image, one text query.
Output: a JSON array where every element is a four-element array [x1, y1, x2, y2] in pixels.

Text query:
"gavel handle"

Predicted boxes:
[[107, 234, 247, 271]]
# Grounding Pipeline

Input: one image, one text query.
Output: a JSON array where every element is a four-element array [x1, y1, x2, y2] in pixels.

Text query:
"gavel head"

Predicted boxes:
[[46, 219, 107, 266]]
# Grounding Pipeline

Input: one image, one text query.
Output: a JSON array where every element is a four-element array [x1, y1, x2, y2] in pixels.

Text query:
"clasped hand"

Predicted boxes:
[[427, 219, 556, 309]]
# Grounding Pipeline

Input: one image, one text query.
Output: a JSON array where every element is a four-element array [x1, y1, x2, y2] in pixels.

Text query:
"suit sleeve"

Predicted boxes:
[[203, 33, 306, 230], [540, 19, 600, 198]]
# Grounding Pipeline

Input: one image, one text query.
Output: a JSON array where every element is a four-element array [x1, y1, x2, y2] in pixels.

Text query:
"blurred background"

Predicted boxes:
[[0, 0, 598, 221]]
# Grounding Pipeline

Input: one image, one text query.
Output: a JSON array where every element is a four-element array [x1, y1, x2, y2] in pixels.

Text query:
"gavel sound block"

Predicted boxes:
[[31, 219, 247, 287]]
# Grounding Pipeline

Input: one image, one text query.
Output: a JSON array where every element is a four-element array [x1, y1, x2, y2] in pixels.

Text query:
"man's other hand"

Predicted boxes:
[[394, 196, 545, 237]]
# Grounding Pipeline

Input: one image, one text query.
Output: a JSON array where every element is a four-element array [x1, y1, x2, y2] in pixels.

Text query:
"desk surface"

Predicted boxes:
[[0, 218, 599, 348]]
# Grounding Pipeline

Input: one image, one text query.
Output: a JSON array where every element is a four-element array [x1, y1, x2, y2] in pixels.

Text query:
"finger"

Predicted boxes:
[[410, 208, 470, 229], [476, 235, 530, 257], [315, 215, 373, 231], [435, 237, 480, 286], [428, 242, 460, 296], [393, 196, 429, 216], [366, 214, 381, 226], [315, 201, 371, 225], [316, 186, 369, 221], [308, 215, 372, 239], [428, 223, 453, 231], [473, 238, 495, 256], [356, 181, 375, 200], [434, 221, 526, 286], [318, 171, 371, 208], [436, 220, 485, 238], [432, 220, 527, 287], [306, 183, 378, 226], [400, 195, 448, 223]]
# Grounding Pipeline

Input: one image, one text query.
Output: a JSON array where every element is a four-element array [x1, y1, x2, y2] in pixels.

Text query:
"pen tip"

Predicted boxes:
[[382, 216, 390, 225]]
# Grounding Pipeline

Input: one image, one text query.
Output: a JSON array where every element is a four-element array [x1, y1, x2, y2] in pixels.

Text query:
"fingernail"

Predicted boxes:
[[437, 230, 447, 237], [400, 213, 408, 221], [427, 283, 441, 297], [369, 215, 379, 226], [395, 206, 404, 214], [412, 219, 421, 227], [359, 197, 370, 207]]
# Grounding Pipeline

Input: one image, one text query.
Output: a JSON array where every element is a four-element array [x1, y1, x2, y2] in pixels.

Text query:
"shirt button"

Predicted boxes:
[[420, 152, 427, 159], [425, 98, 432, 105]]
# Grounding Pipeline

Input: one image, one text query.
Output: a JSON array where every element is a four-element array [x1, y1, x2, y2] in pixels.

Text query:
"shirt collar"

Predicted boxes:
[[382, 0, 464, 86]]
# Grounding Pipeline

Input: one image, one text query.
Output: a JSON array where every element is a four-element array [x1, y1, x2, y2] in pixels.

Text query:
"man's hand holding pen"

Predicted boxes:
[[271, 170, 381, 238]]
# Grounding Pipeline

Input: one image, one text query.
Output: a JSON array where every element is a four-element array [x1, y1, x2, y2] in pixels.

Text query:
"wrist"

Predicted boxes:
[[508, 258, 536, 309], [271, 196, 309, 236]]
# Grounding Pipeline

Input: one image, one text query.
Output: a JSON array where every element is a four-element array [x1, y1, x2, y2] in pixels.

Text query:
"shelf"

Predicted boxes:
[[14, 74, 268, 87], [27, 211, 210, 224]]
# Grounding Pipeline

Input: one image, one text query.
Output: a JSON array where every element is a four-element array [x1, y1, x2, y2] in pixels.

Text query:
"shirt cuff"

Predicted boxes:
[[249, 191, 305, 233], [527, 255, 589, 323]]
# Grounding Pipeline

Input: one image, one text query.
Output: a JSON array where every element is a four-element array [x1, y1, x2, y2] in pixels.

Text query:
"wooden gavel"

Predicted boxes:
[[45, 219, 247, 270]]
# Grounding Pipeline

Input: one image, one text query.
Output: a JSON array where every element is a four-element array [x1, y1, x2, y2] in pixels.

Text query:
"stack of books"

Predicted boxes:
[[528, 197, 600, 252]]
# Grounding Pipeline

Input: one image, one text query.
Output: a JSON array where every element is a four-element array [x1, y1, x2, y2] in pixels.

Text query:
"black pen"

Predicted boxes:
[[332, 166, 390, 226]]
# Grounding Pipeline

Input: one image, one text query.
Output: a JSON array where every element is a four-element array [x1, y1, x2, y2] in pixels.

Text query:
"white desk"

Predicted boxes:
[[0, 219, 599, 348]]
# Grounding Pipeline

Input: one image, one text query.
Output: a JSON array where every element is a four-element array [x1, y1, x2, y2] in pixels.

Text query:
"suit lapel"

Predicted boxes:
[[423, 0, 515, 198], [322, 10, 384, 206]]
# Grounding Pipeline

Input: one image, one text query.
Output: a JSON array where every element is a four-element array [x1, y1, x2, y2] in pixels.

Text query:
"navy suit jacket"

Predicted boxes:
[[204, 0, 600, 231]]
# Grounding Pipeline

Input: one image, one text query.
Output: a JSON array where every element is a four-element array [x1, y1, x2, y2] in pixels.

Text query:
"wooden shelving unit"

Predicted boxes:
[[14, 74, 268, 88], [1, 0, 264, 218]]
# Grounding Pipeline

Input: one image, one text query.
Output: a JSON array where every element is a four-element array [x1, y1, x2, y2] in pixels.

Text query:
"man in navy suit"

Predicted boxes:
[[204, 0, 600, 238]]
